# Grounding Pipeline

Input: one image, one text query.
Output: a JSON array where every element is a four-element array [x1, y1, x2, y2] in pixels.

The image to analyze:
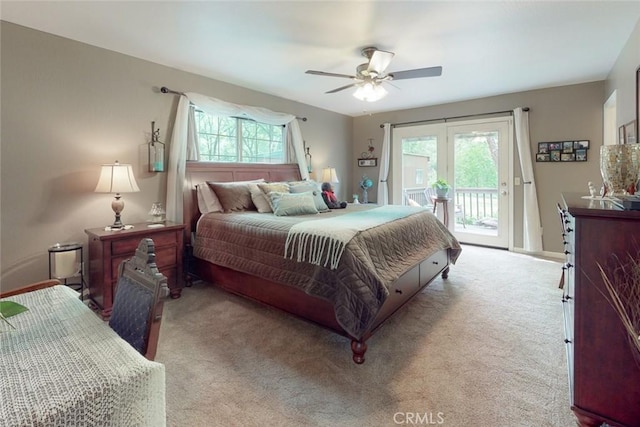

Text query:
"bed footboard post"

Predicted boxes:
[[351, 340, 367, 364]]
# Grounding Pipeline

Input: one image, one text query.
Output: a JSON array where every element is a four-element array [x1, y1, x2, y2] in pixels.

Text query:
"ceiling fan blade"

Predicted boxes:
[[306, 70, 356, 79], [389, 66, 443, 80], [326, 83, 357, 94], [367, 50, 395, 74]]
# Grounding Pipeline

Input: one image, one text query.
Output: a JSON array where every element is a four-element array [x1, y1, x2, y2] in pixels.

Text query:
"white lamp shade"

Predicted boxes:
[[321, 167, 339, 183], [94, 161, 140, 193], [353, 82, 388, 102]]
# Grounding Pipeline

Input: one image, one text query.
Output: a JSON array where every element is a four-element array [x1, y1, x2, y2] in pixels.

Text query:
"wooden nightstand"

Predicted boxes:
[[85, 221, 184, 319]]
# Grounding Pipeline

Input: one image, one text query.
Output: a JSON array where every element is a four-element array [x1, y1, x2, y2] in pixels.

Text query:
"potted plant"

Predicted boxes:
[[431, 178, 451, 198], [432, 178, 450, 198]]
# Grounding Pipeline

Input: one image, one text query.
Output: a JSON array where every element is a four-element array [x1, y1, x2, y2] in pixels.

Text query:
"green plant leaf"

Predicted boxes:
[[0, 301, 28, 318]]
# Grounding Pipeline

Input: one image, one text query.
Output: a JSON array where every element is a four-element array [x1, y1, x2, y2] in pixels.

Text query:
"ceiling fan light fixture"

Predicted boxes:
[[353, 81, 387, 102]]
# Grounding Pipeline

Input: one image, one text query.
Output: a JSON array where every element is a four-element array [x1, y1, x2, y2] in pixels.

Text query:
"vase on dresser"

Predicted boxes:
[[599, 144, 640, 195]]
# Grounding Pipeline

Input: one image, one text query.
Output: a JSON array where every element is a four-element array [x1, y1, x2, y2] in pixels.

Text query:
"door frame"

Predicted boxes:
[[445, 117, 514, 249], [391, 117, 514, 250]]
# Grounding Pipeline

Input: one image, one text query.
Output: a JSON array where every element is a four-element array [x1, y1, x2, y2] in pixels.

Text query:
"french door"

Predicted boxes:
[[392, 117, 513, 249]]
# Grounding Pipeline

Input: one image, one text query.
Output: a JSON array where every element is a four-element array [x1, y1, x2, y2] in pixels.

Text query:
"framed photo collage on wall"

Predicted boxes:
[[536, 140, 589, 163]]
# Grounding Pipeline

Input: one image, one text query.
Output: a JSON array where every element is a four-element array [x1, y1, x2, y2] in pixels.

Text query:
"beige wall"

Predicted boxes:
[[352, 82, 605, 254], [605, 18, 640, 128], [0, 22, 352, 291], [3, 18, 638, 290]]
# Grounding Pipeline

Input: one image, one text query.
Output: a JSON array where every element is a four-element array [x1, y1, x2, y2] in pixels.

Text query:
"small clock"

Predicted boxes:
[[358, 158, 377, 167]]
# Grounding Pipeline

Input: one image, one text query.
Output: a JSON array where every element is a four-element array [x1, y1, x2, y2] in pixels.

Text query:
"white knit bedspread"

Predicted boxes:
[[0, 285, 165, 427], [285, 205, 424, 269]]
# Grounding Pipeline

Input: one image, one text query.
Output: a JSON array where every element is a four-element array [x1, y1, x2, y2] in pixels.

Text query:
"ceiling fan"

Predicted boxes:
[[306, 47, 442, 101]]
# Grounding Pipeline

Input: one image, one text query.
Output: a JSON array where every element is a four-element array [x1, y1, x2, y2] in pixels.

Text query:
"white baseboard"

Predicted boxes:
[[512, 247, 564, 260]]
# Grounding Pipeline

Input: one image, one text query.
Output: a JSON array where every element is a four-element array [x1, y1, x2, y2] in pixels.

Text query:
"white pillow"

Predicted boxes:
[[269, 192, 319, 216], [196, 182, 223, 213], [248, 183, 272, 213]]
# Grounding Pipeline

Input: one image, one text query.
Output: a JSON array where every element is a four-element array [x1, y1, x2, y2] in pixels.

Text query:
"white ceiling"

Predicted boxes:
[[2, 1, 639, 117]]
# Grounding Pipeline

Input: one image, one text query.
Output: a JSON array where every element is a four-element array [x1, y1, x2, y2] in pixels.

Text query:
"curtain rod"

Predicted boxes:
[[160, 86, 307, 122], [379, 107, 529, 128]]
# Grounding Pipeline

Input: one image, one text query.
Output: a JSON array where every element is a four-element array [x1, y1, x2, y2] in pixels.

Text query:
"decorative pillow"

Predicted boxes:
[[288, 180, 319, 193], [208, 182, 255, 212], [248, 183, 273, 213], [196, 182, 223, 213], [258, 182, 291, 210], [268, 192, 319, 216], [257, 182, 290, 195], [304, 190, 329, 212]]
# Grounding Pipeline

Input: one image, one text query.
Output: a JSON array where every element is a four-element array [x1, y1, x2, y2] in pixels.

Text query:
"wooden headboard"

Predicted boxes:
[[183, 161, 302, 243]]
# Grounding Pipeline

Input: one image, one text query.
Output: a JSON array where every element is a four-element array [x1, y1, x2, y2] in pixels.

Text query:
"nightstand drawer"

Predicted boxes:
[[111, 245, 176, 276], [111, 230, 178, 255]]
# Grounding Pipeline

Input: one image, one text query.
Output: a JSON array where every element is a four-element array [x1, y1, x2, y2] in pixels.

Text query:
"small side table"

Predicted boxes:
[[48, 243, 84, 299], [85, 221, 184, 319], [431, 197, 450, 228]]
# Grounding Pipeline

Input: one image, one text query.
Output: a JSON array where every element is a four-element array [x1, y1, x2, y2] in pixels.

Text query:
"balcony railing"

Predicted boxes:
[[404, 187, 499, 226]]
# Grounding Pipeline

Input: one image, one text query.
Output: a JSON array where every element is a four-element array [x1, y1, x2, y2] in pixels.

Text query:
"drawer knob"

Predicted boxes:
[[564, 250, 571, 255], [566, 227, 573, 233], [564, 339, 571, 344], [432, 261, 439, 265], [565, 263, 573, 269], [395, 289, 403, 295]]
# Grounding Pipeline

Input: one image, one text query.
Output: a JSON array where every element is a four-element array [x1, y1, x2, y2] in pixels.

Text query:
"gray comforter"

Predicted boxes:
[[193, 204, 461, 339]]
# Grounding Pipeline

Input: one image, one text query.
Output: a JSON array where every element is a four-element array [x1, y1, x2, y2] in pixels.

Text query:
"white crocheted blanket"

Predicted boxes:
[[284, 205, 421, 269]]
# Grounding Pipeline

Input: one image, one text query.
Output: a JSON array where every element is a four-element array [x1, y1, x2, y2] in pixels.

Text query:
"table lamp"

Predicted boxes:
[[321, 167, 339, 184], [321, 167, 340, 200], [94, 161, 140, 229]]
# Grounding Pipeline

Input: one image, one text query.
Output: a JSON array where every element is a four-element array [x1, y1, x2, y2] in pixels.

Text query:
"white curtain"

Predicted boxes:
[[165, 92, 308, 222], [514, 108, 543, 253], [377, 123, 391, 205]]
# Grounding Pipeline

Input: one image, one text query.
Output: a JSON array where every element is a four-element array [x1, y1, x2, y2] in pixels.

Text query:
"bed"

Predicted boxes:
[[181, 162, 461, 363]]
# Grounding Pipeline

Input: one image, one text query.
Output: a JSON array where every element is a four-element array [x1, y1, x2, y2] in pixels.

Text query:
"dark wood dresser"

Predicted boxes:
[[85, 221, 184, 318], [561, 193, 640, 427]]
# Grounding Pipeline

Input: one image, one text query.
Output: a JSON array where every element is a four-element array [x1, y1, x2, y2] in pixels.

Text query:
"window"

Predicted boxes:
[[415, 168, 424, 185], [194, 110, 286, 163]]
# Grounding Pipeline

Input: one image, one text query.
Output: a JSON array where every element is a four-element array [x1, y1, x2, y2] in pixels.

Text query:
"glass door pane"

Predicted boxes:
[[448, 119, 511, 248], [392, 124, 446, 206]]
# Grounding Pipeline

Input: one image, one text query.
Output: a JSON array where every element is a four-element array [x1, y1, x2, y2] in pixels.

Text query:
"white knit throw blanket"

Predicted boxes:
[[284, 205, 421, 269]]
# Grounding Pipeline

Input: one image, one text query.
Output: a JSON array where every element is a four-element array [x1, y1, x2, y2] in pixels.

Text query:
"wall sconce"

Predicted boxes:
[[304, 141, 312, 173], [149, 121, 165, 172]]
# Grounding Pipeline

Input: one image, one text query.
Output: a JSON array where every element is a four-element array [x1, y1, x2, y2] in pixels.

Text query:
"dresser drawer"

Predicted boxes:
[[111, 230, 178, 255]]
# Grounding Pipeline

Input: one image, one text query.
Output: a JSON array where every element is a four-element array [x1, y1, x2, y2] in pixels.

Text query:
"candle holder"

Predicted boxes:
[[148, 202, 166, 224]]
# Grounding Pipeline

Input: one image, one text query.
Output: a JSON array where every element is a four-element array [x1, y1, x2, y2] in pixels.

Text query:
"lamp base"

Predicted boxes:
[[110, 194, 125, 229]]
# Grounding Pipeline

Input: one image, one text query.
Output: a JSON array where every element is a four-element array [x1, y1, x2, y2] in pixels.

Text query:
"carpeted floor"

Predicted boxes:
[[155, 245, 576, 426]]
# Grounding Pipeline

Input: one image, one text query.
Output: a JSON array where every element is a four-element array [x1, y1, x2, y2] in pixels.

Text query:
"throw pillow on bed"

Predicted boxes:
[[248, 183, 273, 213], [269, 192, 319, 216], [289, 183, 329, 213], [199, 179, 265, 213], [208, 182, 256, 212], [258, 182, 291, 210]]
